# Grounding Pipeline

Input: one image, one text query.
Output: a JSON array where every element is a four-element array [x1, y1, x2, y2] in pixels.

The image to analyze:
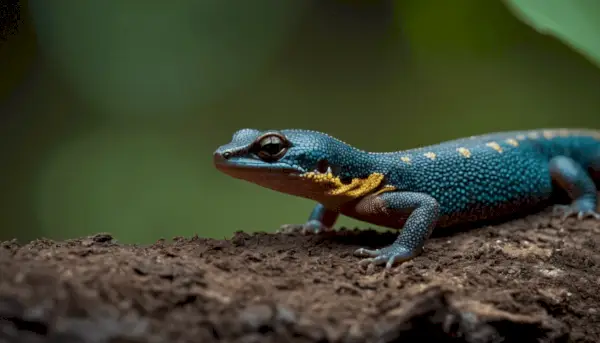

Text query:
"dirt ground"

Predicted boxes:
[[1, 209, 599, 343]]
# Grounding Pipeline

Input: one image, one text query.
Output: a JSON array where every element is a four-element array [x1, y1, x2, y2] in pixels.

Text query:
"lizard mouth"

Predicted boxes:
[[213, 154, 346, 200], [214, 153, 393, 203], [213, 154, 303, 179]]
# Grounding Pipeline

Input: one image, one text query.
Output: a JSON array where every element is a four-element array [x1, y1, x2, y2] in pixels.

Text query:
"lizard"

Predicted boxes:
[[213, 128, 600, 269]]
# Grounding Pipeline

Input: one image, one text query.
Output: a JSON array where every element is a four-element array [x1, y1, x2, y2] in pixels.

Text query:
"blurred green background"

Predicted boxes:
[[1, 0, 599, 243]]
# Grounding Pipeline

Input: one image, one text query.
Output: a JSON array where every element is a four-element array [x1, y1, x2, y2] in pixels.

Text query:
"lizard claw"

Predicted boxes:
[[277, 220, 331, 235], [552, 204, 600, 221], [354, 245, 419, 269]]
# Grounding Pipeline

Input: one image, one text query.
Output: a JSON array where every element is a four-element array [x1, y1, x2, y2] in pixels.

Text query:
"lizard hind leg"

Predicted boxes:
[[589, 149, 600, 188], [549, 155, 600, 220], [277, 203, 339, 235]]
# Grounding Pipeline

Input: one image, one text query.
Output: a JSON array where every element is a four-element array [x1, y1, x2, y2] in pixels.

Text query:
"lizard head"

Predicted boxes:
[[213, 128, 388, 205]]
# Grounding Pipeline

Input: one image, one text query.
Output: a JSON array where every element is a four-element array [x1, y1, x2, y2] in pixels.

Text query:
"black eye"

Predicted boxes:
[[255, 134, 289, 161], [261, 138, 283, 155]]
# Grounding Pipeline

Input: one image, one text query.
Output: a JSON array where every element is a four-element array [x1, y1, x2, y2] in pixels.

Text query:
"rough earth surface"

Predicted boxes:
[[1, 209, 600, 343]]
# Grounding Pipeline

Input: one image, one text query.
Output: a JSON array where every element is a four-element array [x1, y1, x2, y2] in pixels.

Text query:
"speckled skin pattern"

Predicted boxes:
[[214, 128, 600, 269]]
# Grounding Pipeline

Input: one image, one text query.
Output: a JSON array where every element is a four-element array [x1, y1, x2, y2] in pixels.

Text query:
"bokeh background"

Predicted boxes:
[[1, 0, 599, 243]]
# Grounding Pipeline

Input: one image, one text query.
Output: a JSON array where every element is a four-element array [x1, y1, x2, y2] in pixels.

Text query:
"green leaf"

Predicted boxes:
[[503, 0, 600, 67]]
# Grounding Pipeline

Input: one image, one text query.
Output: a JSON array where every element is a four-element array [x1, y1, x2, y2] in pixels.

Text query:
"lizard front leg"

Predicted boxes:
[[278, 203, 339, 234], [353, 191, 440, 269]]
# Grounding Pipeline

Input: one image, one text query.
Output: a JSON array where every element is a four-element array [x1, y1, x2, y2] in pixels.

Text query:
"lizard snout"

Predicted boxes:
[[213, 150, 230, 165]]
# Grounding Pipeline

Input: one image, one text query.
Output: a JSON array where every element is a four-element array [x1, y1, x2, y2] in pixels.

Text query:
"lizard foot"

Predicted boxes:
[[277, 220, 332, 235], [354, 244, 420, 269], [552, 204, 600, 221]]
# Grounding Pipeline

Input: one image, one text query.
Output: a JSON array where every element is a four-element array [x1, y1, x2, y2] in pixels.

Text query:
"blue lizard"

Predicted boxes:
[[213, 128, 600, 269]]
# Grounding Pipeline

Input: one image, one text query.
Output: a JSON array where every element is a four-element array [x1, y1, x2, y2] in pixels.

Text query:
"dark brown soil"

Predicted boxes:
[[1, 209, 599, 343]]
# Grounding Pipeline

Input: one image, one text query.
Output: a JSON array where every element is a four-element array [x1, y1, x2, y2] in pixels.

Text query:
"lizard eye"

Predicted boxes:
[[254, 134, 289, 162]]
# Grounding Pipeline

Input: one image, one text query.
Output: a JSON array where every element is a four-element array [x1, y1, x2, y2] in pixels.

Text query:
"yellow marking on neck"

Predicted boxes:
[[557, 129, 570, 137], [527, 132, 539, 139], [542, 130, 556, 139], [516, 134, 526, 141], [456, 147, 471, 158], [400, 156, 411, 164], [424, 152, 436, 160], [505, 138, 519, 147], [301, 171, 389, 199], [373, 184, 397, 196], [485, 141, 503, 153]]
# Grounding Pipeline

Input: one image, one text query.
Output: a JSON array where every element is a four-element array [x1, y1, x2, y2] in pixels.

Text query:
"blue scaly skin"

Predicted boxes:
[[213, 128, 600, 269]]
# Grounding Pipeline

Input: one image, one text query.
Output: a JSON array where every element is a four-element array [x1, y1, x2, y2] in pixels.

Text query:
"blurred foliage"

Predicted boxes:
[[0, 0, 35, 101], [504, 0, 600, 68], [28, 0, 308, 120], [0, 0, 599, 244]]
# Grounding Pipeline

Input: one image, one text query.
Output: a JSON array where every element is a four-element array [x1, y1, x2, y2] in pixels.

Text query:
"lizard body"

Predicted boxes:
[[214, 128, 600, 268]]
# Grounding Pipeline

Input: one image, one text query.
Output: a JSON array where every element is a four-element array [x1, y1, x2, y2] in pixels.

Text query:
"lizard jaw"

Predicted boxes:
[[214, 153, 391, 205], [213, 154, 344, 201], [214, 156, 302, 178], [213, 153, 308, 188]]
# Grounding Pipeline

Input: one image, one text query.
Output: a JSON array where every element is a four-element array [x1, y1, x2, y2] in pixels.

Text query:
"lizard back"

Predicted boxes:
[[378, 128, 600, 227]]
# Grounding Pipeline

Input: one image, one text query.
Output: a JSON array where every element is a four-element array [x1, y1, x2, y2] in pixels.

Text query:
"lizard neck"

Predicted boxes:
[[300, 150, 403, 208]]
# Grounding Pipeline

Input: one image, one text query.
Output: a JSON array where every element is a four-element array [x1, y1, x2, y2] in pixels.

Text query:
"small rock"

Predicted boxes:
[[239, 304, 274, 331], [274, 305, 296, 324], [91, 233, 113, 243]]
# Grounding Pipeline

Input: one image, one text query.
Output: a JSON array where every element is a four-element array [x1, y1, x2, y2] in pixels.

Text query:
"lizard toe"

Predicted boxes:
[[353, 248, 381, 257], [355, 245, 418, 269], [276, 224, 304, 234], [552, 204, 572, 220], [277, 220, 329, 235], [552, 204, 600, 221], [358, 256, 387, 267], [577, 210, 600, 220]]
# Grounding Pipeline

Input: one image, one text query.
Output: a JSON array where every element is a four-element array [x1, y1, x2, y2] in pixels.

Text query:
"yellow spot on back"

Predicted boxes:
[[542, 130, 556, 139], [400, 156, 411, 164], [557, 129, 570, 137], [505, 138, 519, 147], [456, 147, 471, 158], [485, 141, 503, 153], [424, 152, 436, 160], [516, 134, 526, 141], [528, 132, 539, 139]]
